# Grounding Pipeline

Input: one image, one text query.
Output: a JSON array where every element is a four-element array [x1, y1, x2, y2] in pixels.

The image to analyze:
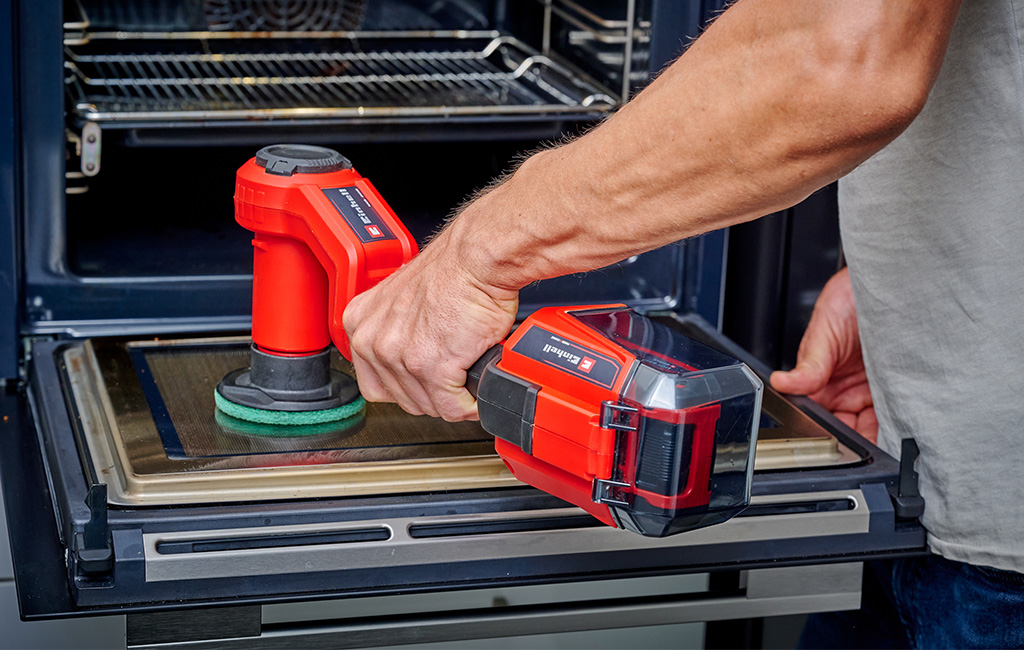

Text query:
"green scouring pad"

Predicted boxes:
[[214, 389, 366, 427], [213, 404, 365, 439]]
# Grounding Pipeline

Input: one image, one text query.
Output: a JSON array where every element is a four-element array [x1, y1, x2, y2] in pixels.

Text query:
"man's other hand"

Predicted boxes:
[[770, 268, 878, 442]]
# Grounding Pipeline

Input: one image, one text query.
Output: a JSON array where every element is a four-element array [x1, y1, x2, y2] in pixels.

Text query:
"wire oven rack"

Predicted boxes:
[[65, 34, 618, 124]]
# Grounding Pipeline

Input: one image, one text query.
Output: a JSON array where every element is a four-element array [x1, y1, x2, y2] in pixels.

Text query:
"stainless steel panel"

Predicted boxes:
[[142, 489, 869, 582], [125, 564, 859, 649]]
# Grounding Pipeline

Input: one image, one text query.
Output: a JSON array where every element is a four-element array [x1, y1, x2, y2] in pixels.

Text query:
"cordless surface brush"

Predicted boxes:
[[218, 145, 762, 537], [215, 144, 417, 428]]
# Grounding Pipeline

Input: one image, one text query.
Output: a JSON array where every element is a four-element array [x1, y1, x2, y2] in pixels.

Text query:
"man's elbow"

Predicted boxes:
[[843, 71, 932, 145], [811, 8, 953, 145]]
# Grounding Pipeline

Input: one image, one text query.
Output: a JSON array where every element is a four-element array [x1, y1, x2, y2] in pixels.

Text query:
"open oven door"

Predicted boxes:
[[1, 314, 926, 646]]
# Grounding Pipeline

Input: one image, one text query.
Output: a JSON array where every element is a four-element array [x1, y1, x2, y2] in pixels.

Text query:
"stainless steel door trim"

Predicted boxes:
[[64, 343, 129, 493], [143, 490, 868, 583], [126, 563, 862, 649]]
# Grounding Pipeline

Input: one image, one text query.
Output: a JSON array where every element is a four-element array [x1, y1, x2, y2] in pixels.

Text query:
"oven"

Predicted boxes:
[[1, 1, 926, 648]]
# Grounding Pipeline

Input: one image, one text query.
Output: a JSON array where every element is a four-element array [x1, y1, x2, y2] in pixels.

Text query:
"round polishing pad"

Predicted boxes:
[[214, 389, 366, 427], [213, 404, 365, 439]]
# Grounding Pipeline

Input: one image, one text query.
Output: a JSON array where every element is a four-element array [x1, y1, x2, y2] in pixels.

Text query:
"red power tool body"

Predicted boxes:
[[229, 145, 762, 538], [234, 145, 418, 360], [217, 145, 417, 417], [468, 305, 762, 537]]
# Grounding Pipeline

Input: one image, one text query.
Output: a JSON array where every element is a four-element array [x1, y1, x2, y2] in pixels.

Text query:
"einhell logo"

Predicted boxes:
[[365, 225, 384, 238], [513, 326, 620, 389], [542, 343, 581, 366]]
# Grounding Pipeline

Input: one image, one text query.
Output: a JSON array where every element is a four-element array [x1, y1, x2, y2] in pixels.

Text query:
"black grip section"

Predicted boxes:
[[466, 345, 503, 399], [470, 346, 539, 455]]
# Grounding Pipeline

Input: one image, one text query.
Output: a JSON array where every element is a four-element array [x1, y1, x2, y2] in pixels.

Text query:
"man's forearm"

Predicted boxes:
[[448, 0, 960, 291], [342, 0, 961, 422]]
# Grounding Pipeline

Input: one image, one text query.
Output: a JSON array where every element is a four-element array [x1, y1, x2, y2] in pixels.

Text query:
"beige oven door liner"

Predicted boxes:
[[65, 337, 859, 507]]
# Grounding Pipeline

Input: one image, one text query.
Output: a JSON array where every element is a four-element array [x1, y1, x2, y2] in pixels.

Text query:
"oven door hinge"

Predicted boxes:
[[65, 123, 101, 195]]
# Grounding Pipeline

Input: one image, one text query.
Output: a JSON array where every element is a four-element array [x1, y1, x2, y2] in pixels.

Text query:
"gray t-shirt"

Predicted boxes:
[[839, 0, 1024, 573]]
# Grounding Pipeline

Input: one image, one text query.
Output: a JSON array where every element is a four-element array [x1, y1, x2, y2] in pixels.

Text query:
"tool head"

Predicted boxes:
[[215, 144, 417, 431], [235, 144, 418, 360], [215, 345, 364, 430]]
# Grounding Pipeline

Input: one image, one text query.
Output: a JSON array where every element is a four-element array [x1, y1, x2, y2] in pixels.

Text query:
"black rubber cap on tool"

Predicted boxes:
[[217, 345, 359, 411], [255, 144, 353, 176]]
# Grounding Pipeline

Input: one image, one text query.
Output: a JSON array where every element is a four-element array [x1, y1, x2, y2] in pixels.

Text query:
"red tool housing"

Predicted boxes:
[[469, 305, 763, 537], [234, 147, 418, 359]]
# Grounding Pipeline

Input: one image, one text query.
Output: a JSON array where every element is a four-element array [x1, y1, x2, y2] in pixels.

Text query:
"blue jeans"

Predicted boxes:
[[800, 555, 1024, 649]]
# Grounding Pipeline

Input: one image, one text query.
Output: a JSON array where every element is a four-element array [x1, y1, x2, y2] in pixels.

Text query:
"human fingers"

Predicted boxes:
[[346, 292, 432, 416], [831, 411, 858, 430], [769, 323, 836, 395], [809, 373, 873, 414], [771, 269, 857, 396], [353, 346, 429, 416], [855, 407, 879, 444], [821, 405, 877, 442], [770, 360, 830, 396], [343, 235, 515, 422], [353, 337, 477, 421], [432, 384, 478, 423], [391, 337, 477, 421], [349, 348, 391, 404]]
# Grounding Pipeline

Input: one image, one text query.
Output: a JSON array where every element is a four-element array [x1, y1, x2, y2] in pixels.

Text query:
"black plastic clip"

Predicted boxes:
[[75, 484, 113, 576], [892, 438, 925, 520]]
